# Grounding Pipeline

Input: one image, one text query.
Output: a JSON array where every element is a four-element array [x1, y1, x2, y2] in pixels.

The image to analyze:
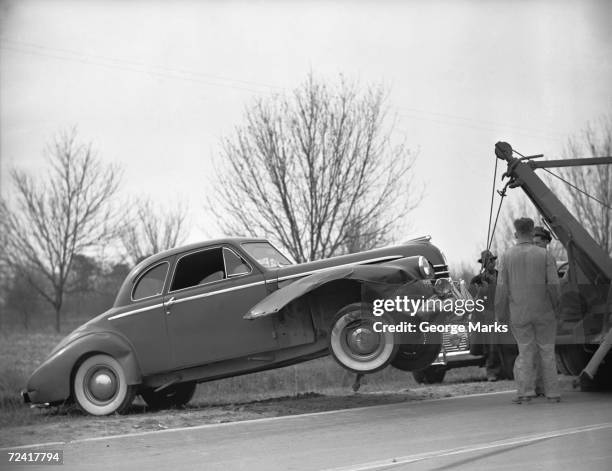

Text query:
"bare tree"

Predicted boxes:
[[2, 129, 121, 331], [212, 74, 420, 263], [120, 198, 189, 266], [559, 116, 612, 255], [0, 202, 11, 327]]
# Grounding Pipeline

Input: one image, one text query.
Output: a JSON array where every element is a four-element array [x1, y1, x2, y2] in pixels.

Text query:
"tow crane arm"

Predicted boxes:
[[494, 141, 612, 388]]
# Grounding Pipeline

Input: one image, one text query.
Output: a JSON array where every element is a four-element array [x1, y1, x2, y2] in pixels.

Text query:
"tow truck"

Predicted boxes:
[[413, 142, 612, 388], [494, 141, 612, 389]]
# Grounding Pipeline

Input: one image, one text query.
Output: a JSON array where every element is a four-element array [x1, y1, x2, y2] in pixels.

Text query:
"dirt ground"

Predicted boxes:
[[1, 377, 578, 448]]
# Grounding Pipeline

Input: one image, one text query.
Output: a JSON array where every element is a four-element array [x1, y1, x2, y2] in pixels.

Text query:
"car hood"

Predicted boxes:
[[271, 242, 436, 281]]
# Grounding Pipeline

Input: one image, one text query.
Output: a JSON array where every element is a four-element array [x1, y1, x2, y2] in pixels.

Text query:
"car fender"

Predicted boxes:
[[245, 258, 427, 320], [25, 331, 141, 405]]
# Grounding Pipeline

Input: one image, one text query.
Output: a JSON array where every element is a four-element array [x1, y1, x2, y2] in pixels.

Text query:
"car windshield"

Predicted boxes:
[[242, 242, 293, 268]]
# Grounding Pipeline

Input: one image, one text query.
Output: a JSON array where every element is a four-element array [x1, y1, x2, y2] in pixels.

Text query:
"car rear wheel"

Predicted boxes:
[[141, 382, 197, 410], [73, 354, 136, 416], [412, 365, 446, 384], [329, 302, 398, 373]]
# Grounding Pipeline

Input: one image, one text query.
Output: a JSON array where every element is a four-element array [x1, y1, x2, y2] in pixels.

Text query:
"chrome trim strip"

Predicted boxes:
[[433, 264, 448, 268], [109, 279, 269, 320], [276, 255, 404, 282], [108, 303, 164, 321], [172, 280, 267, 305]]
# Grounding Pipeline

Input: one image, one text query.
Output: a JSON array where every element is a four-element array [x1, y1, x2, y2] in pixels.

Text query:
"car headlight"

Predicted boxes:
[[433, 278, 453, 297], [418, 256, 434, 279]]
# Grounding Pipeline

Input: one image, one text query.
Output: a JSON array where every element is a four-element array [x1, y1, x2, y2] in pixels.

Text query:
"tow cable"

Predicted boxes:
[[486, 145, 547, 253], [484, 152, 509, 265]]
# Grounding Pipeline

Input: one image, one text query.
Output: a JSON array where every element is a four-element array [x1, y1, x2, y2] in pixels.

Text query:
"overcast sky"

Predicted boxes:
[[1, 0, 611, 269]]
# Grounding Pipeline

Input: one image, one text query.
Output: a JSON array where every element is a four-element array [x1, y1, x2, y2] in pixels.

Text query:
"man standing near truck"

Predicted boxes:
[[532, 225, 555, 396], [533, 226, 553, 249], [470, 249, 502, 381], [495, 218, 562, 403]]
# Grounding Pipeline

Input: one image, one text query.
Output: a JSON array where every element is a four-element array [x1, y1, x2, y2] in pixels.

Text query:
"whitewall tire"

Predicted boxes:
[[330, 302, 398, 373], [73, 354, 136, 416]]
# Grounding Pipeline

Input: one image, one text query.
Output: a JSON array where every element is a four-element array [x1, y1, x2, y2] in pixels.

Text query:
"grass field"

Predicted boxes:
[[0, 328, 489, 429]]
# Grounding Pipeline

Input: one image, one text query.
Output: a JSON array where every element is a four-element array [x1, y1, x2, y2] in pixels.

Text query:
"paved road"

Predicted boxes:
[[7, 391, 612, 470]]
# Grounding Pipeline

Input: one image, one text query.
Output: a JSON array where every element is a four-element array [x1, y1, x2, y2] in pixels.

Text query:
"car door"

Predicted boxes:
[[164, 245, 278, 369], [108, 260, 174, 375]]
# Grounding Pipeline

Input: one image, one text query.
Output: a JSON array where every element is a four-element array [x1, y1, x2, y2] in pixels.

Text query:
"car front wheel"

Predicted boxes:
[[73, 354, 136, 416], [329, 302, 398, 373]]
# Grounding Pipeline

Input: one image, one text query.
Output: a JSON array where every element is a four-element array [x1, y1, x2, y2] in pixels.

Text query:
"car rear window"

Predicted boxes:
[[132, 262, 168, 300]]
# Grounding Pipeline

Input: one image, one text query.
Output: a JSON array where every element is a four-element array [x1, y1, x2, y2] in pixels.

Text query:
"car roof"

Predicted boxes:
[[132, 237, 269, 270]]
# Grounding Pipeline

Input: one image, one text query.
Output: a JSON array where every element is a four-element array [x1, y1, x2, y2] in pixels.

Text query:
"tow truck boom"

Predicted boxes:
[[494, 141, 612, 389]]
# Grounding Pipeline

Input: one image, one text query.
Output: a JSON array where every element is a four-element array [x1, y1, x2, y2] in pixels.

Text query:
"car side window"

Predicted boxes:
[[132, 263, 169, 301], [171, 247, 226, 291], [223, 248, 251, 277]]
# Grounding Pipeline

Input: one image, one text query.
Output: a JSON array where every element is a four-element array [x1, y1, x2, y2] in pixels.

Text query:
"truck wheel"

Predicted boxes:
[[556, 345, 591, 376], [73, 354, 136, 416], [141, 382, 197, 410], [412, 366, 446, 384], [587, 356, 612, 390], [559, 346, 612, 390], [330, 302, 398, 373]]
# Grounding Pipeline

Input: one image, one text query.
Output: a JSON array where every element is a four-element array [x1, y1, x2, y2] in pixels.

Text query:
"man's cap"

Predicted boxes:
[[478, 249, 497, 263], [534, 226, 552, 242], [514, 217, 535, 234]]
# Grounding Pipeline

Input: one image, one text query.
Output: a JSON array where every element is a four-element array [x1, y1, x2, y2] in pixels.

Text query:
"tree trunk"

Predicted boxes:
[[54, 305, 61, 332]]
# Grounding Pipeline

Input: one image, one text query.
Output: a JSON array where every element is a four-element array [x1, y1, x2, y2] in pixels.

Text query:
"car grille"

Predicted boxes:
[[442, 318, 470, 353], [433, 264, 449, 279]]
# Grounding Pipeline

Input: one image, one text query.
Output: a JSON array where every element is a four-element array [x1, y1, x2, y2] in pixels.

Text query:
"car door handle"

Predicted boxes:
[[165, 297, 175, 314]]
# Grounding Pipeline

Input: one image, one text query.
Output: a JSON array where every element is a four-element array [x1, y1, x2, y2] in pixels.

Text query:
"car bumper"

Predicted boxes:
[[21, 389, 51, 408], [432, 349, 484, 366]]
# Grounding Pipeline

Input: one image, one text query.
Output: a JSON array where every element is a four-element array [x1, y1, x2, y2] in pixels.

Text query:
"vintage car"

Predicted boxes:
[[23, 237, 457, 415]]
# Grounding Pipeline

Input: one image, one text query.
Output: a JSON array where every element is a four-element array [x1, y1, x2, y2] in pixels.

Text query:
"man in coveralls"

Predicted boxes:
[[495, 218, 562, 403], [533, 225, 555, 395]]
